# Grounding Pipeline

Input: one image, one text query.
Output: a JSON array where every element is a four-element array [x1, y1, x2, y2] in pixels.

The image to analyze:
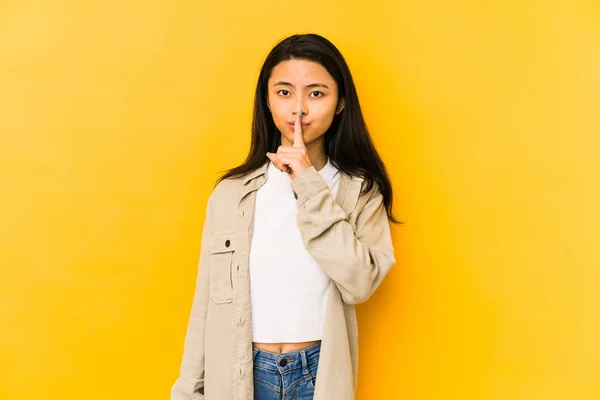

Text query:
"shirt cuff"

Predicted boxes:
[[290, 166, 329, 207]]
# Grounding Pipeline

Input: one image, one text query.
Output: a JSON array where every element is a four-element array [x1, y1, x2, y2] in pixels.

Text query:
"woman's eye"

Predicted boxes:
[[310, 91, 323, 98], [278, 90, 290, 96]]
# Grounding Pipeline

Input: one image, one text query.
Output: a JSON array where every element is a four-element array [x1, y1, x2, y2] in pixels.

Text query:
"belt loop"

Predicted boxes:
[[252, 347, 259, 361], [300, 349, 309, 374]]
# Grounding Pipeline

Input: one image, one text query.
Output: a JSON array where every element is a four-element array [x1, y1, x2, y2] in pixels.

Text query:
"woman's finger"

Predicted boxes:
[[266, 152, 282, 169], [293, 108, 305, 149], [267, 152, 292, 173]]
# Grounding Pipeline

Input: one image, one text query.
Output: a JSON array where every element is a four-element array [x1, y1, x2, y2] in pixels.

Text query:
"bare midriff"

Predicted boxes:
[[252, 340, 321, 354]]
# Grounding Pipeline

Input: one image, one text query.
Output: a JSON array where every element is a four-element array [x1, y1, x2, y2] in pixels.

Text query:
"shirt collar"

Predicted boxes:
[[242, 161, 269, 185]]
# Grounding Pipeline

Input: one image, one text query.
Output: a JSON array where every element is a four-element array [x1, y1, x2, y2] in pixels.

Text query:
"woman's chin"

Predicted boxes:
[[279, 133, 324, 147]]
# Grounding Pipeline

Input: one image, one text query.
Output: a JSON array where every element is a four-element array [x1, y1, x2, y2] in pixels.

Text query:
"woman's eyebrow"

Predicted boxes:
[[273, 81, 329, 89]]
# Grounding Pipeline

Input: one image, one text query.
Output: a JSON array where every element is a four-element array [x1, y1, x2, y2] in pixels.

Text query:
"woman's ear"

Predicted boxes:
[[335, 98, 345, 115]]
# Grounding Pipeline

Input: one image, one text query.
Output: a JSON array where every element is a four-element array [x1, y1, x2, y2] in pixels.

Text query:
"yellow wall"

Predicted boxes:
[[1, 1, 599, 399]]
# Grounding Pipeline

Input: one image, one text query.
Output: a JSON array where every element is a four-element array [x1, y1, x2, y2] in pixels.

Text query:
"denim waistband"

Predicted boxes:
[[252, 341, 321, 367]]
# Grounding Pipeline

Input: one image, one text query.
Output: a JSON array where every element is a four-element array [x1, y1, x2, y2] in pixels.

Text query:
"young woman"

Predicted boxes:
[[172, 33, 398, 400]]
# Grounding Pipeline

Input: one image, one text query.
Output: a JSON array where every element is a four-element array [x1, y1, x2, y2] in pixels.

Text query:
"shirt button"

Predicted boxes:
[[279, 359, 287, 367], [293, 192, 298, 200], [225, 239, 231, 247]]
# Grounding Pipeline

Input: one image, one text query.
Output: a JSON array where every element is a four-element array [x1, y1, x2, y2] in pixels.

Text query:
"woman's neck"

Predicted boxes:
[[307, 143, 327, 171]]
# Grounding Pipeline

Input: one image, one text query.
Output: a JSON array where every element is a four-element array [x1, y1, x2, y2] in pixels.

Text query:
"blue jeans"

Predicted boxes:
[[252, 342, 321, 400]]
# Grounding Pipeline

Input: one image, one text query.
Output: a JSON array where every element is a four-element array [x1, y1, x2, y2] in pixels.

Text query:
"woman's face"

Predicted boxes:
[[266, 59, 344, 147]]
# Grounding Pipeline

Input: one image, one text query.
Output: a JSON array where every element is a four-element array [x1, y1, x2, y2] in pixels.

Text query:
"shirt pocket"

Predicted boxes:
[[208, 232, 236, 304]]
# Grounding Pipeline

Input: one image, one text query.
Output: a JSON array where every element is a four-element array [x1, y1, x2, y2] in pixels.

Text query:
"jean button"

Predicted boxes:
[[279, 359, 287, 367]]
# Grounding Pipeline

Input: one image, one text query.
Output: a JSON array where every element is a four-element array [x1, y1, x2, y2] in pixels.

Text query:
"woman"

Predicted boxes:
[[172, 33, 398, 400]]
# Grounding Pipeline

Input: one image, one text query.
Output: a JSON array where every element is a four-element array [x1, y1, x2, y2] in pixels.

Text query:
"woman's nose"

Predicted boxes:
[[293, 106, 307, 116]]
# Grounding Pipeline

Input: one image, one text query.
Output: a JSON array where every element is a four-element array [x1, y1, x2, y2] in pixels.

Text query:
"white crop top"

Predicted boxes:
[[249, 158, 340, 342]]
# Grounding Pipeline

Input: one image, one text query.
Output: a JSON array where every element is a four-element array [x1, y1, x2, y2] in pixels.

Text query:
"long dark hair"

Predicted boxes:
[[217, 33, 399, 224]]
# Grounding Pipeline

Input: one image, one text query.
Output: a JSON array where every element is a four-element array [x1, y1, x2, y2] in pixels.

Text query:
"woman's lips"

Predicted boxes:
[[288, 122, 310, 129]]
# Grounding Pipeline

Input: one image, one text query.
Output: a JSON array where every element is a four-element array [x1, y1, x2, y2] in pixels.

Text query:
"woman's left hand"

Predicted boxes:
[[266, 111, 313, 180]]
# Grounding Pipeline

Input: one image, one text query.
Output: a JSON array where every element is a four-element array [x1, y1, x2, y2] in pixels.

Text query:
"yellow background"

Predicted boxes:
[[1, 1, 599, 399]]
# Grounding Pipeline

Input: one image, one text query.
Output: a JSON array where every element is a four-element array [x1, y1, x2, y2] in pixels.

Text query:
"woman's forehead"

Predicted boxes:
[[269, 59, 336, 86]]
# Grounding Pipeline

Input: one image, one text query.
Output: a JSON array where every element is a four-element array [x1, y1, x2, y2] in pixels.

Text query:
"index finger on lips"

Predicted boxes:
[[293, 108, 305, 149]]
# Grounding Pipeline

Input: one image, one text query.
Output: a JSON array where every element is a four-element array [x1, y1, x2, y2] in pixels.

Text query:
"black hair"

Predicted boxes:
[[217, 33, 399, 224]]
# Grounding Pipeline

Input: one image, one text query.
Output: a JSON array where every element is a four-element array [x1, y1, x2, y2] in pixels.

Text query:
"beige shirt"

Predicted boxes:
[[171, 162, 396, 400]]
